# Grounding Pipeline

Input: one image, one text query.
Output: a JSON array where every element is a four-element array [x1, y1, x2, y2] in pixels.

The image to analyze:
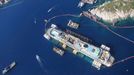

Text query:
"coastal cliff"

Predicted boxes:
[[89, 0, 134, 25]]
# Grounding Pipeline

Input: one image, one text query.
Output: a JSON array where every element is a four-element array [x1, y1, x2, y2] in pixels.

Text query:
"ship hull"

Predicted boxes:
[[44, 24, 114, 70]]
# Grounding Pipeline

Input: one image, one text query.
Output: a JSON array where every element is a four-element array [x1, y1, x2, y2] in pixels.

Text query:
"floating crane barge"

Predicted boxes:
[[44, 24, 114, 70]]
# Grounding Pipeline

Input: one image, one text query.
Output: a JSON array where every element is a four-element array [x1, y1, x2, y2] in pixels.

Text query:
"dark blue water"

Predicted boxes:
[[0, 0, 133, 75]]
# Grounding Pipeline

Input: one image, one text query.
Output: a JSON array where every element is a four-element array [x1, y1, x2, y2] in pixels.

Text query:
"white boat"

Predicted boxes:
[[67, 20, 79, 29], [78, 2, 84, 8], [2, 61, 16, 75], [53, 47, 64, 56], [0, 0, 10, 6], [101, 44, 110, 51]]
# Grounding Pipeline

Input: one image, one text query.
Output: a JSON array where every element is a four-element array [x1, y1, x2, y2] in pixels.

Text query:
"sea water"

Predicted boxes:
[[0, 0, 133, 75]]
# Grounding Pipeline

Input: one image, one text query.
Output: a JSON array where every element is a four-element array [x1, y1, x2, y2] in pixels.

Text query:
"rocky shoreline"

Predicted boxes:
[[89, 0, 134, 25]]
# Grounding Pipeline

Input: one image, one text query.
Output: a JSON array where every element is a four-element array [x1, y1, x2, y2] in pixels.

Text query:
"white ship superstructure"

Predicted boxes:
[[44, 24, 114, 70]]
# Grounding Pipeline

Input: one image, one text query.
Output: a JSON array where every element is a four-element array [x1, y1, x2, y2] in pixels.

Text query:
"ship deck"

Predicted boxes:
[[48, 28, 102, 60]]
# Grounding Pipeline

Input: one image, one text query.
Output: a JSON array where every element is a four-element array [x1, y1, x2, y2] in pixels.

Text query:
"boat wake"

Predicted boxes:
[[44, 14, 80, 33], [95, 19, 134, 44], [35, 54, 48, 75], [106, 27, 134, 44], [112, 56, 134, 66], [81, 12, 134, 44], [34, 18, 37, 24], [44, 13, 134, 45], [113, 25, 134, 29], [1, 0, 24, 10], [47, 6, 56, 13], [44, 13, 134, 69]]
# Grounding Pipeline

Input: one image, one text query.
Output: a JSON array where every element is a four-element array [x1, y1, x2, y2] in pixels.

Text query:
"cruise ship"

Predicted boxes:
[[44, 24, 114, 70]]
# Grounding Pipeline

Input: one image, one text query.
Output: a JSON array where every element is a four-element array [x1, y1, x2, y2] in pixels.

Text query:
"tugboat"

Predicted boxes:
[[67, 20, 79, 29], [53, 47, 64, 56], [2, 61, 16, 75]]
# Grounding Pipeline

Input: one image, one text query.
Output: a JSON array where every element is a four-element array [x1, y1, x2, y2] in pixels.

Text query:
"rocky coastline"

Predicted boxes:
[[89, 0, 134, 25]]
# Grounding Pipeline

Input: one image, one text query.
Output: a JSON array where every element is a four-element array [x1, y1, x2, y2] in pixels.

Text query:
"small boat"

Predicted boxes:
[[53, 47, 64, 56], [78, 2, 84, 8], [2, 61, 16, 75], [47, 6, 55, 13], [44, 19, 48, 23], [67, 20, 79, 29], [0, 0, 10, 6], [36, 54, 40, 60], [34, 18, 37, 24]]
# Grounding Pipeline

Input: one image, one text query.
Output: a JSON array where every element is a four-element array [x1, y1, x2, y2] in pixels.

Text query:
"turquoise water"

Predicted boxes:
[[0, 0, 133, 75]]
